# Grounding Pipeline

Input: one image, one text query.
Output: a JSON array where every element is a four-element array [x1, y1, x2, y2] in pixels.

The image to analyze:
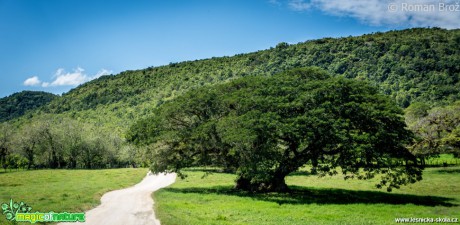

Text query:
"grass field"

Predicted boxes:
[[154, 167, 460, 225], [0, 168, 147, 225], [426, 154, 460, 166]]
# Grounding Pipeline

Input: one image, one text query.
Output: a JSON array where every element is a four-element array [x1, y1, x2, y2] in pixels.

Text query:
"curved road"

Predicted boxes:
[[58, 173, 176, 225]]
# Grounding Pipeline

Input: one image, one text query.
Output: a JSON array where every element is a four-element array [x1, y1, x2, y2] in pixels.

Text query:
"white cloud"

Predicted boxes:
[[23, 67, 113, 88], [288, 0, 312, 11], [269, 0, 282, 6], [94, 68, 113, 78], [44, 67, 88, 87], [285, 0, 460, 29], [23, 76, 42, 86]]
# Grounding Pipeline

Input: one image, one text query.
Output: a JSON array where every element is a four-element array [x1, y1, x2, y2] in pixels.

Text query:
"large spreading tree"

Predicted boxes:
[[127, 68, 422, 192]]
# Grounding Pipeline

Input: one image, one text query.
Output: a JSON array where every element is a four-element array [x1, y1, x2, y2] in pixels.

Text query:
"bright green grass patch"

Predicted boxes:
[[426, 154, 460, 166], [154, 167, 460, 225], [0, 168, 147, 225]]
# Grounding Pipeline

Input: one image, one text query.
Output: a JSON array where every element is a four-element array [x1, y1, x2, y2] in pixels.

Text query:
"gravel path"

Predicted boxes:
[[58, 172, 176, 225]]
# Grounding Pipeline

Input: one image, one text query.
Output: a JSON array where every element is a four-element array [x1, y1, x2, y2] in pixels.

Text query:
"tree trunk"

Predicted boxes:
[[420, 157, 426, 166], [235, 177, 251, 191], [235, 173, 289, 192]]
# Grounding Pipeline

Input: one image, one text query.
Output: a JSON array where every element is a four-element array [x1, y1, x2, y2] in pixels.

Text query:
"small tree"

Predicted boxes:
[[13, 122, 41, 169], [5, 154, 28, 171], [128, 68, 422, 192], [0, 122, 13, 170], [443, 126, 460, 157], [406, 102, 460, 163]]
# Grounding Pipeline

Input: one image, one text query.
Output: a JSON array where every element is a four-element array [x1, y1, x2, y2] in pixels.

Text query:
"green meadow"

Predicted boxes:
[[154, 167, 460, 225], [0, 166, 458, 225], [0, 168, 147, 225]]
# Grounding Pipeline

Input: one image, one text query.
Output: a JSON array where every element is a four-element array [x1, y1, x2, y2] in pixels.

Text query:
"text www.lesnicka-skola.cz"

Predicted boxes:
[[395, 217, 458, 223]]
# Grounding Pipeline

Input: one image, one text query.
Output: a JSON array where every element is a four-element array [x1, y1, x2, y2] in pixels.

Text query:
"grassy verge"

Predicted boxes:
[[0, 168, 147, 224], [154, 167, 460, 225], [426, 154, 460, 167]]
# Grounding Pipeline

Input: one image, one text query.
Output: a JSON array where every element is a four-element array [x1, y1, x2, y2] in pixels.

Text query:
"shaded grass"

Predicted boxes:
[[0, 168, 147, 225], [165, 186, 454, 206], [436, 168, 460, 174], [154, 167, 460, 225]]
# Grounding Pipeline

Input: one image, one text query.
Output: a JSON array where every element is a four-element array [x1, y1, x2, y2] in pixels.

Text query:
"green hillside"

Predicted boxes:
[[27, 28, 459, 134], [0, 91, 57, 122]]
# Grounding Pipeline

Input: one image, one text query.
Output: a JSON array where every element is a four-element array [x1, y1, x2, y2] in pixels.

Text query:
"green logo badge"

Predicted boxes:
[[1, 199, 85, 223], [1, 199, 32, 221]]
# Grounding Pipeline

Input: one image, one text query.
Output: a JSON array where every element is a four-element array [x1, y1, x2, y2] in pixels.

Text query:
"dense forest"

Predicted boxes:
[[1, 28, 459, 171], [20, 27, 457, 136], [45, 28, 460, 113], [0, 91, 57, 122]]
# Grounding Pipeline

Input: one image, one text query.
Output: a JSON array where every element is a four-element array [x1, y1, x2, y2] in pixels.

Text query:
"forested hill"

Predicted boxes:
[[0, 91, 57, 122], [25, 28, 460, 132]]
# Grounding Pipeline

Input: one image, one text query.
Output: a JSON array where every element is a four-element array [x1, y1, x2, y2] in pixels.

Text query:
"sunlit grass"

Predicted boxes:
[[154, 167, 460, 225], [426, 154, 460, 166], [0, 168, 147, 225]]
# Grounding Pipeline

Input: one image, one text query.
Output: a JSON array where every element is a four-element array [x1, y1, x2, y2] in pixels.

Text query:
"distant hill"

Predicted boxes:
[[8, 28, 460, 133], [0, 91, 57, 122]]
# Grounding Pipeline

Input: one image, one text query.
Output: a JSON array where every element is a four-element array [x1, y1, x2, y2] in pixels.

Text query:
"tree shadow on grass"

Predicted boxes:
[[183, 168, 230, 173], [436, 168, 460, 174], [287, 171, 312, 176], [163, 185, 456, 207]]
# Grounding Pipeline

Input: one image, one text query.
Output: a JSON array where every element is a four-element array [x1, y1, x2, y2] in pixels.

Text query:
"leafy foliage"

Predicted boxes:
[[0, 116, 142, 170], [128, 68, 422, 192], [0, 122, 15, 170], [0, 91, 57, 122], [406, 102, 460, 160], [32, 28, 460, 134]]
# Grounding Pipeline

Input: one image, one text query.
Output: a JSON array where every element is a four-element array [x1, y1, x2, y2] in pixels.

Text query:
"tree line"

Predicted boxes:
[[0, 91, 57, 122], [0, 116, 143, 171]]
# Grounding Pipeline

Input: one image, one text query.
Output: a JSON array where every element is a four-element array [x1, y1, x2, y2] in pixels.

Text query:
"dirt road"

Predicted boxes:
[[58, 172, 176, 225]]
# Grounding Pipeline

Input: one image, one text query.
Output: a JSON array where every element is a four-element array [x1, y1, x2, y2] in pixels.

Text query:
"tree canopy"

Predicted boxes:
[[0, 91, 56, 122], [127, 68, 422, 192], [406, 102, 460, 161]]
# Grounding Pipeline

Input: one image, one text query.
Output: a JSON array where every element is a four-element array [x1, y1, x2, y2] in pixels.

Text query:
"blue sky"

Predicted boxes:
[[1, 0, 459, 97]]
